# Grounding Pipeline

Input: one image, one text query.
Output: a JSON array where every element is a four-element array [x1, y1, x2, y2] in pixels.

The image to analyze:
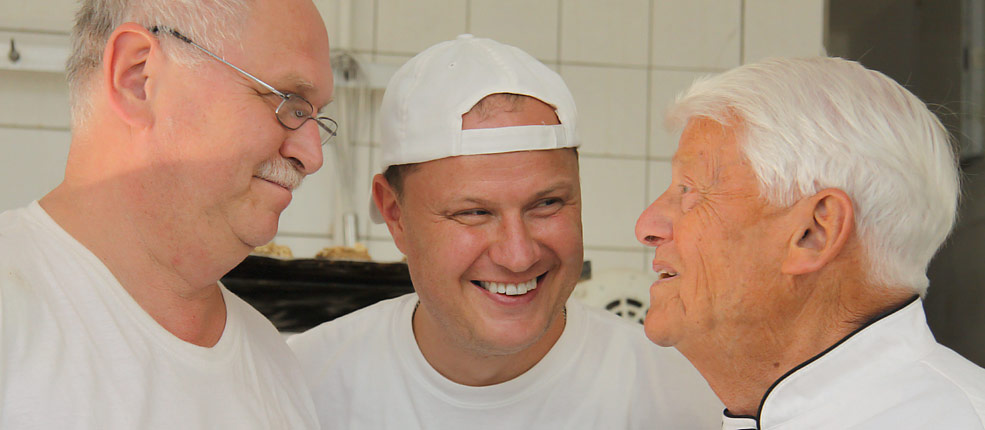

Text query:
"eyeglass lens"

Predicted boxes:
[[276, 94, 338, 145]]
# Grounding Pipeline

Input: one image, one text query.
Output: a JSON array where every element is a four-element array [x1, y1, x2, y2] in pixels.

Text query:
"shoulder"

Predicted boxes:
[[287, 293, 414, 366], [223, 288, 289, 349], [0, 206, 38, 256], [919, 345, 985, 424]]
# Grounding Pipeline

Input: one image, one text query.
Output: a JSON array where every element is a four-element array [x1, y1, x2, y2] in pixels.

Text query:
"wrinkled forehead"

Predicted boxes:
[[673, 118, 738, 164]]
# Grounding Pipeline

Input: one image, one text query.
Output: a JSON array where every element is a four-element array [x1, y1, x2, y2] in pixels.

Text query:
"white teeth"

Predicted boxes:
[[480, 278, 538, 296]]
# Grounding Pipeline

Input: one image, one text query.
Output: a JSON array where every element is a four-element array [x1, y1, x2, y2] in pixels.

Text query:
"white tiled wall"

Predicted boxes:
[[0, 0, 825, 273]]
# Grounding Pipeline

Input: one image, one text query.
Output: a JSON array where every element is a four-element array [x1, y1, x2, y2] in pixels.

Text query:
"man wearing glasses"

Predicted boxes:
[[0, 0, 333, 428]]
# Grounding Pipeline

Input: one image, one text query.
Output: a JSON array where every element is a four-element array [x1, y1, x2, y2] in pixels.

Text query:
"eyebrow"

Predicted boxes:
[[282, 74, 334, 109], [455, 180, 578, 207]]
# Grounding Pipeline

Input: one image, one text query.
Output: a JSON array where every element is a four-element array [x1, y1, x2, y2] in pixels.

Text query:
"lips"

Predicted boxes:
[[254, 175, 294, 191], [652, 263, 679, 281]]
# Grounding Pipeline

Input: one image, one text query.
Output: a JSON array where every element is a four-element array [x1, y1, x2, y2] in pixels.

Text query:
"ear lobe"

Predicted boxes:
[[782, 189, 854, 275], [104, 23, 158, 128], [372, 174, 407, 251]]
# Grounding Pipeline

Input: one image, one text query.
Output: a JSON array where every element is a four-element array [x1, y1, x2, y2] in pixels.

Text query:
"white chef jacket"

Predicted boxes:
[[721, 298, 985, 429]]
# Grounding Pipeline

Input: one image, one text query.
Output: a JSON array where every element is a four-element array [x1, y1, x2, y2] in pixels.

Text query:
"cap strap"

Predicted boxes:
[[456, 124, 571, 156]]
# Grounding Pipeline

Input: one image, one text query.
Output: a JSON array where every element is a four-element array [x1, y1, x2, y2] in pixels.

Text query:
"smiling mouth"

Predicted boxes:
[[472, 273, 547, 296], [656, 269, 679, 280]]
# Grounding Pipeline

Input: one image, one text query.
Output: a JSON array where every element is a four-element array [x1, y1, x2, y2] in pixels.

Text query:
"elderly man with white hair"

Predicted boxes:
[[635, 56, 985, 429]]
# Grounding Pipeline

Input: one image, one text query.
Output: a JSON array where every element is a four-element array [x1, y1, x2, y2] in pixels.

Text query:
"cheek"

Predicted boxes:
[[536, 209, 583, 256], [406, 221, 486, 276]]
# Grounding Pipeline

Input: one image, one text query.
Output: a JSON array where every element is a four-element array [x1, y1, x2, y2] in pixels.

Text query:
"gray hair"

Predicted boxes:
[[66, 0, 253, 127], [666, 57, 960, 296]]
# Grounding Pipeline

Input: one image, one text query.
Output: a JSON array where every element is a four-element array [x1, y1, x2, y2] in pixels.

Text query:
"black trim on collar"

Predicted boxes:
[[748, 295, 920, 428]]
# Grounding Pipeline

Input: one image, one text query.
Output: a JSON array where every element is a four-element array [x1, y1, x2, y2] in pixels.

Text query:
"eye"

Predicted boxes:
[[679, 184, 692, 194], [292, 108, 307, 119], [456, 209, 490, 217], [530, 197, 565, 216], [449, 208, 492, 225]]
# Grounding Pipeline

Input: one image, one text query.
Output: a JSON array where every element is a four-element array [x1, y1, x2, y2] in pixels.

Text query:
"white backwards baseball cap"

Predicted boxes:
[[370, 34, 579, 223]]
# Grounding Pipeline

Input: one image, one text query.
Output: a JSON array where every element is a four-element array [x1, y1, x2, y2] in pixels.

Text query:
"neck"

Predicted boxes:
[[40, 175, 232, 347], [412, 302, 566, 386], [680, 278, 915, 417]]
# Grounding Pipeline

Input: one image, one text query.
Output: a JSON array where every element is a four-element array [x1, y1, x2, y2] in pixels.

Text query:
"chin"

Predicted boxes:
[[477, 319, 552, 355], [643, 317, 679, 347], [238, 222, 280, 249]]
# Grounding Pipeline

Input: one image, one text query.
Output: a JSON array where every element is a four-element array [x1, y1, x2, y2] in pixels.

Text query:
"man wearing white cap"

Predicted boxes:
[[288, 35, 721, 429]]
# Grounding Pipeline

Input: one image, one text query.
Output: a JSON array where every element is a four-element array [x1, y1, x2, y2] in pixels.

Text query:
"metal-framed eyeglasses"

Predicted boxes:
[[150, 26, 338, 146]]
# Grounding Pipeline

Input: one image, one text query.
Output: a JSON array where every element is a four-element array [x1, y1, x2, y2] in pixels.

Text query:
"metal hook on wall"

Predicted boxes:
[[8, 38, 20, 63]]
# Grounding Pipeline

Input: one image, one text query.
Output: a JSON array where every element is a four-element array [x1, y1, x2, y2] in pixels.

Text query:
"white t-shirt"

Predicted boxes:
[[0, 202, 319, 429], [289, 293, 723, 429], [721, 299, 985, 430]]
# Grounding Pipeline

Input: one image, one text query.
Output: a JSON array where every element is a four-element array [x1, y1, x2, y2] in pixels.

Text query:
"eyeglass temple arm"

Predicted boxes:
[[151, 26, 286, 98], [314, 118, 337, 136]]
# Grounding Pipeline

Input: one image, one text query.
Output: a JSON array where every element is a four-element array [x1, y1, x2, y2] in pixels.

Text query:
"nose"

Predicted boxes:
[[635, 192, 674, 248], [280, 119, 325, 175], [488, 215, 542, 273]]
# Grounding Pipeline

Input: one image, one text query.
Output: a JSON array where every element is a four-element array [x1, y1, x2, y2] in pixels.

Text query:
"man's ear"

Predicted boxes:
[[372, 174, 407, 252], [103, 23, 158, 128], [781, 188, 855, 275]]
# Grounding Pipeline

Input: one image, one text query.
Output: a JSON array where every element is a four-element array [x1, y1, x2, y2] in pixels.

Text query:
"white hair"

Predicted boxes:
[[666, 57, 960, 296], [66, 0, 253, 127]]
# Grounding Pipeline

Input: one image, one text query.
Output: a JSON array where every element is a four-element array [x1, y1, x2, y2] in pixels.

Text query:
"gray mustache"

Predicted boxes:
[[254, 158, 304, 191]]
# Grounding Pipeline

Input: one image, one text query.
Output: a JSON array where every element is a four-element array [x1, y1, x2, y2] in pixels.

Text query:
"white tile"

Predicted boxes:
[[648, 160, 673, 203], [584, 248, 647, 275], [277, 154, 337, 237], [0, 0, 76, 32], [561, 65, 647, 157], [649, 69, 708, 158], [0, 70, 71, 129], [560, 0, 649, 66], [0, 127, 70, 212], [579, 156, 646, 248], [368, 88, 388, 145], [346, 144, 375, 241], [644, 247, 657, 273], [651, 0, 741, 69], [311, 0, 343, 51], [376, 0, 467, 54], [349, 0, 376, 51], [370, 53, 415, 67], [366, 238, 405, 263], [743, 0, 826, 63], [278, 142, 370, 239], [329, 83, 377, 146], [470, 0, 559, 62]]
